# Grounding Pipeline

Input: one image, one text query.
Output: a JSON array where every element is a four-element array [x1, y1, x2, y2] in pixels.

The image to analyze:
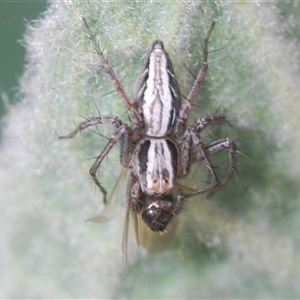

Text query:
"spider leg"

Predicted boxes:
[[179, 130, 192, 177], [188, 132, 236, 196], [59, 116, 123, 139], [192, 114, 229, 131], [204, 137, 236, 186], [82, 17, 143, 129], [178, 113, 228, 176], [175, 21, 215, 134], [190, 113, 235, 171], [173, 188, 185, 215], [187, 127, 221, 194], [60, 115, 133, 204], [89, 124, 132, 204]]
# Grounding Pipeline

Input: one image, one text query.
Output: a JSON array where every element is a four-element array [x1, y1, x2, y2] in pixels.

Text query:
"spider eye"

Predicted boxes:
[[164, 178, 169, 184], [153, 178, 158, 184]]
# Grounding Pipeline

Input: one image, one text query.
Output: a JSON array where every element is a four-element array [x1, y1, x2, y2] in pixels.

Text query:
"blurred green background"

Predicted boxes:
[[0, 1, 47, 128], [1, 1, 300, 298]]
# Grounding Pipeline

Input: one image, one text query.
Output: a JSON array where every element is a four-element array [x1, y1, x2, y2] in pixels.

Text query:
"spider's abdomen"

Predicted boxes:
[[134, 40, 181, 137]]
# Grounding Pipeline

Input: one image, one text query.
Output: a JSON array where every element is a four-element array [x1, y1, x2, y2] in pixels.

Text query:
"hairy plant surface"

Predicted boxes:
[[1, 1, 300, 298]]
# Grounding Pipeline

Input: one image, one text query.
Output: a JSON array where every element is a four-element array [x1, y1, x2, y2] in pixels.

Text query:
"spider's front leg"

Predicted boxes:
[[59, 116, 123, 139], [82, 17, 143, 129], [59, 116, 132, 204], [175, 21, 216, 134], [186, 127, 220, 194]]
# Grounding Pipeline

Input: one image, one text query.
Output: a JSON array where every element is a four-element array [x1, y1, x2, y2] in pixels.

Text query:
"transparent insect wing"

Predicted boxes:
[[122, 170, 139, 274], [87, 168, 128, 223], [122, 171, 178, 273], [134, 210, 178, 253]]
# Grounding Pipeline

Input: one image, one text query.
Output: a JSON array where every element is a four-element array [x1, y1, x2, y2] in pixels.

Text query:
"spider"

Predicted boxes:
[[60, 18, 236, 271]]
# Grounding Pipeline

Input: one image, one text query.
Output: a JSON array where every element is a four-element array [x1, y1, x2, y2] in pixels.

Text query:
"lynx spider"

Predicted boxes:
[[60, 18, 236, 270]]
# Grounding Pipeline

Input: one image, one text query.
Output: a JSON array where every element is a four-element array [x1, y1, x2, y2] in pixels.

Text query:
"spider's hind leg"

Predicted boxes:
[[204, 137, 236, 187], [178, 113, 230, 179], [182, 126, 236, 196], [192, 112, 236, 191]]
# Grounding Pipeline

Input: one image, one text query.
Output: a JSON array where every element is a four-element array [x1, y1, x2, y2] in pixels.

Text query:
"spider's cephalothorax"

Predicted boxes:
[[60, 18, 237, 272]]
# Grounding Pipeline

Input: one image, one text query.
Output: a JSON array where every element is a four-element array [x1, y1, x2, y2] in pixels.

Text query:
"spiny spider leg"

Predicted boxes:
[[88, 124, 132, 204], [179, 114, 229, 177], [59, 116, 123, 139], [193, 115, 236, 186], [205, 137, 236, 186], [59, 116, 132, 204], [179, 109, 236, 196], [187, 134, 236, 196], [82, 17, 143, 129], [172, 188, 185, 215], [176, 21, 216, 134], [188, 127, 220, 195], [193, 114, 229, 131], [179, 108, 236, 196]]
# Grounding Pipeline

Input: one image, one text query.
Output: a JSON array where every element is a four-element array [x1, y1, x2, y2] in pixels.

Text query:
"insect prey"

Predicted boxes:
[[59, 18, 237, 273]]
